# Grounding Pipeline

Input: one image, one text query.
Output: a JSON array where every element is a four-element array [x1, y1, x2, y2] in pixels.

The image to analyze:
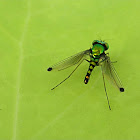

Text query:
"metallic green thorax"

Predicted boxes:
[[90, 40, 109, 63]]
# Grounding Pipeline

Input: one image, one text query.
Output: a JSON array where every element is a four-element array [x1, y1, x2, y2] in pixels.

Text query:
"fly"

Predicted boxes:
[[47, 40, 124, 110]]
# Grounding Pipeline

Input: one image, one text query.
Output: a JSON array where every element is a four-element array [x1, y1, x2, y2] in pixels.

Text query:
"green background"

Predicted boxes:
[[0, 0, 140, 140]]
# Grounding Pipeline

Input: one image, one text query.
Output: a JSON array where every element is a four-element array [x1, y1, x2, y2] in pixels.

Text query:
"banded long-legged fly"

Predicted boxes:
[[47, 40, 124, 110]]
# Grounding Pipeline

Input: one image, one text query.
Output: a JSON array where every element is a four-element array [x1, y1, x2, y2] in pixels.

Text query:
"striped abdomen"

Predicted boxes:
[[84, 62, 96, 84]]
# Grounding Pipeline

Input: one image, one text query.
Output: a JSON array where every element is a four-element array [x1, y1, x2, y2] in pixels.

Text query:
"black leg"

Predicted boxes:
[[51, 60, 83, 90], [101, 67, 111, 110]]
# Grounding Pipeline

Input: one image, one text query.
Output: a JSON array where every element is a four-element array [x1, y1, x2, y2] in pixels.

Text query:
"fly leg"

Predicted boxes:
[[51, 60, 83, 90], [84, 59, 91, 63]]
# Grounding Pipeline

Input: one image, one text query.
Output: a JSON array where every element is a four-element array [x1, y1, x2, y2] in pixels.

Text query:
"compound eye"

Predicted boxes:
[[92, 40, 98, 45], [104, 43, 109, 50]]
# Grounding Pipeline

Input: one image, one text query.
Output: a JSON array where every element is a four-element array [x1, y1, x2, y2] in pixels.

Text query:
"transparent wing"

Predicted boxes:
[[100, 54, 124, 92], [48, 49, 91, 71]]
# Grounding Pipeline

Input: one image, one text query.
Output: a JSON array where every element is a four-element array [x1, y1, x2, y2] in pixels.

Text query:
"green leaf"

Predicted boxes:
[[0, 0, 140, 140]]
